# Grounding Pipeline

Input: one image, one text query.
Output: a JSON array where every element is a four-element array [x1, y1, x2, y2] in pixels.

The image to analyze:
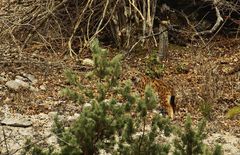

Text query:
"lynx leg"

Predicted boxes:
[[166, 95, 174, 119]]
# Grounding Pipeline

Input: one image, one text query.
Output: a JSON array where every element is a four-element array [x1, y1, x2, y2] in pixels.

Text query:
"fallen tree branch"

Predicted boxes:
[[196, 1, 223, 36]]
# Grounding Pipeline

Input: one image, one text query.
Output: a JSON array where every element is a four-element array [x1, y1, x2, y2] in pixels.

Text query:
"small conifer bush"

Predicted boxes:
[[23, 39, 222, 155], [173, 115, 222, 155]]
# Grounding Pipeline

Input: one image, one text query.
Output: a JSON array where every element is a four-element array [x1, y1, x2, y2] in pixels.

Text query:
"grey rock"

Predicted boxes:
[[67, 113, 80, 122], [5, 80, 21, 90], [0, 76, 7, 82], [40, 85, 46, 91], [23, 73, 38, 84], [48, 112, 65, 122], [204, 133, 240, 155], [1, 117, 32, 127], [29, 86, 39, 92], [6, 79, 32, 90], [15, 79, 30, 88], [48, 112, 58, 119], [37, 113, 49, 120], [3, 97, 12, 104], [99, 149, 111, 155], [83, 103, 92, 109], [223, 143, 240, 155], [0, 72, 6, 76], [0, 84, 7, 90], [18, 127, 34, 136], [82, 58, 94, 66], [46, 135, 58, 146], [15, 75, 27, 81]]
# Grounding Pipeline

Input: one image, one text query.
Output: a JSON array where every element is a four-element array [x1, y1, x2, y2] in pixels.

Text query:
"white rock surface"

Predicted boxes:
[[5, 80, 22, 90], [0, 76, 7, 82], [40, 84, 46, 91], [204, 133, 240, 155], [23, 73, 38, 84], [1, 117, 32, 127], [15, 79, 30, 88], [82, 58, 94, 66]]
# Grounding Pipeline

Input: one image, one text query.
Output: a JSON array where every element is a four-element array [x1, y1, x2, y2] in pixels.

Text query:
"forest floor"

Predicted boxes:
[[0, 36, 239, 154]]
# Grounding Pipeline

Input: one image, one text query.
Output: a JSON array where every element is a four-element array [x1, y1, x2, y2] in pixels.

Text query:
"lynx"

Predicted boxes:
[[125, 70, 176, 119]]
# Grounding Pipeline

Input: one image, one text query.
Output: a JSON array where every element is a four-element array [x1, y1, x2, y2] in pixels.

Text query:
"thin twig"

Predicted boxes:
[[127, 28, 169, 55], [68, 0, 91, 57], [2, 126, 10, 155], [179, 11, 209, 51]]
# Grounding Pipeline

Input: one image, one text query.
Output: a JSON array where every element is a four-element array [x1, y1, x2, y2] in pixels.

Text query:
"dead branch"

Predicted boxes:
[[68, 0, 92, 57], [0, 0, 239, 57], [22, 0, 68, 50], [196, 2, 223, 35]]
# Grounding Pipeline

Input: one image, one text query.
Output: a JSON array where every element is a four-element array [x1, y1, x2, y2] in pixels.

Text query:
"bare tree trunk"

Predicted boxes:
[[158, 21, 169, 60]]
